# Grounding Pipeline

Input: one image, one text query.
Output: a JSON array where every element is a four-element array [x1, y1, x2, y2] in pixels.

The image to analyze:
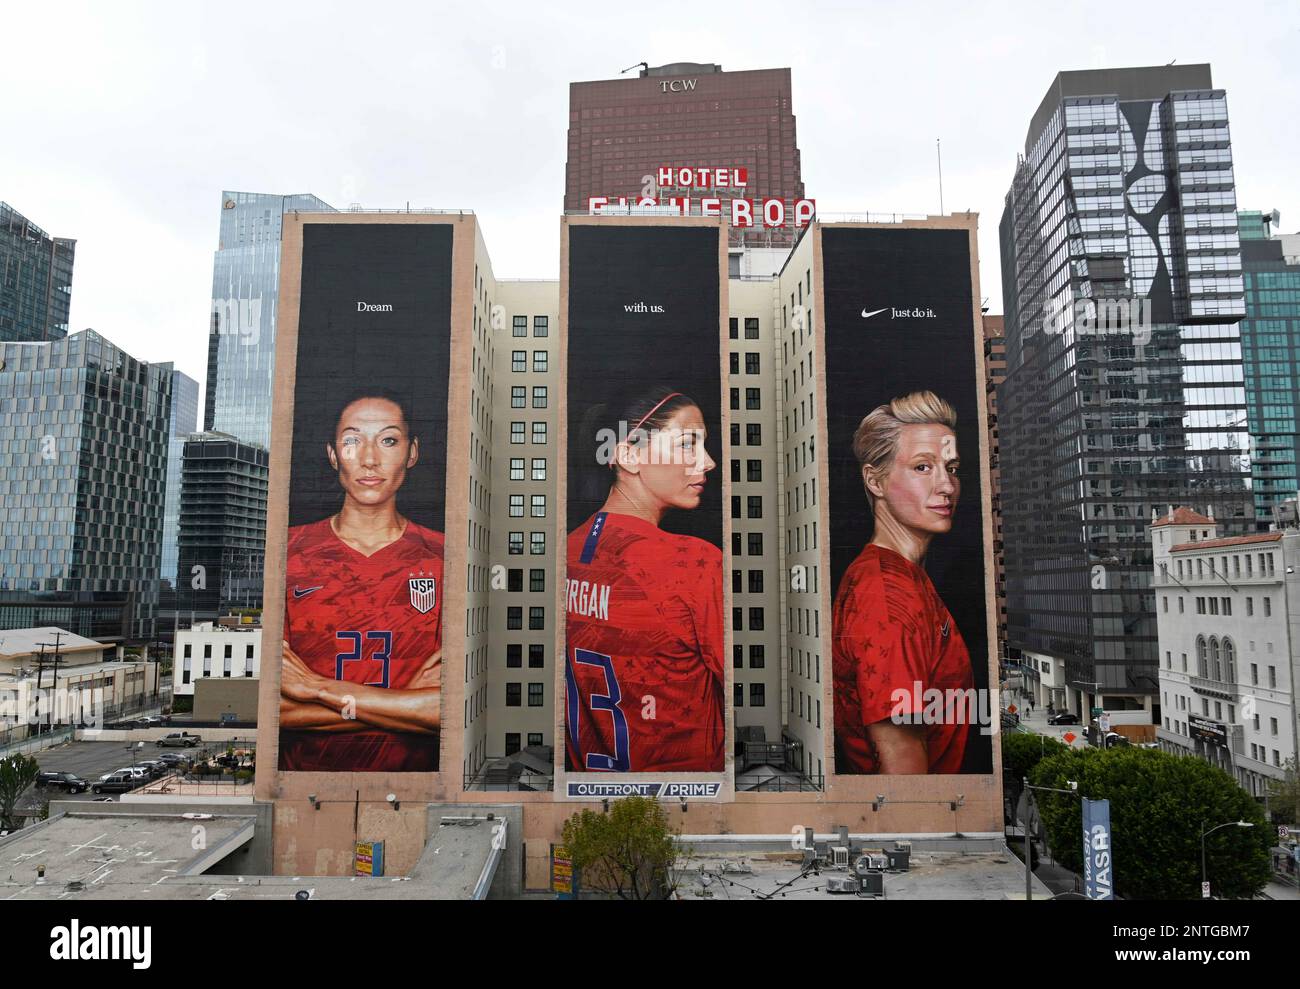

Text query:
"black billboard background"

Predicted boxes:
[[566, 225, 722, 545], [822, 227, 992, 774], [288, 224, 452, 529]]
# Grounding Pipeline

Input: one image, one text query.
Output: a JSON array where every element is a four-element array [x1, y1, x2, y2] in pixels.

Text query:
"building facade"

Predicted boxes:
[[0, 202, 74, 343], [1152, 508, 1299, 801], [983, 315, 1011, 670], [254, 210, 1000, 882], [161, 370, 200, 594], [565, 63, 805, 250], [999, 65, 1254, 720], [174, 621, 260, 696], [0, 331, 172, 642], [205, 191, 334, 448], [1238, 210, 1300, 523], [176, 431, 269, 620]]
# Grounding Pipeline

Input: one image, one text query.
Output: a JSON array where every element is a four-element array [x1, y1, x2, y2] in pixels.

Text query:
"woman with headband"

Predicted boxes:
[[565, 387, 726, 773]]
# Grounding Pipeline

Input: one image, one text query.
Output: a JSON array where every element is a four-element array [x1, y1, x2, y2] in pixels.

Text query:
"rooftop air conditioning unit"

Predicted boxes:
[[830, 846, 850, 870], [826, 875, 861, 894], [868, 853, 889, 871], [859, 870, 885, 897]]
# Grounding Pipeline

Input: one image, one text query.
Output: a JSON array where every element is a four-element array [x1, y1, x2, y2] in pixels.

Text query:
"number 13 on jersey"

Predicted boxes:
[[566, 647, 630, 772]]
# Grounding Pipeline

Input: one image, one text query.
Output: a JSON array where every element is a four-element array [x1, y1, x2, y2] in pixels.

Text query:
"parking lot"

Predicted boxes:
[[14, 738, 245, 815]]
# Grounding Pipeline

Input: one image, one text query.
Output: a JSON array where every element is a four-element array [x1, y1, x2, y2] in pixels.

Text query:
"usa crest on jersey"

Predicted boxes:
[[408, 575, 437, 614]]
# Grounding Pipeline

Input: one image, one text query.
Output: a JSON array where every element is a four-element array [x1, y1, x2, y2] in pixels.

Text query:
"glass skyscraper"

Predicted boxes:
[[0, 330, 172, 641], [1, 201, 74, 342], [205, 191, 334, 448], [161, 370, 200, 588], [1237, 210, 1300, 523], [998, 65, 1253, 718]]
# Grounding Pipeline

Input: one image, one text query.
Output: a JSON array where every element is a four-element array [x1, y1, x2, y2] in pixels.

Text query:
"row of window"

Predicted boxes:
[[728, 353, 761, 375], [508, 458, 547, 481], [179, 660, 253, 684], [728, 317, 760, 340], [509, 422, 548, 444], [1173, 551, 1275, 579], [729, 459, 763, 482], [732, 607, 765, 631], [506, 643, 546, 667], [509, 386, 548, 408], [507, 494, 548, 518], [731, 570, 765, 594], [182, 641, 255, 660], [728, 387, 762, 410], [734, 682, 766, 706], [504, 682, 545, 706], [511, 351, 549, 373], [507, 531, 547, 554], [732, 643, 765, 668], [1162, 594, 1271, 617], [1166, 698, 1281, 738], [511, 316, 549, 338], [505, 607, 546, 630], [730, 495, 764, 519], [504, 732, 546, 754]]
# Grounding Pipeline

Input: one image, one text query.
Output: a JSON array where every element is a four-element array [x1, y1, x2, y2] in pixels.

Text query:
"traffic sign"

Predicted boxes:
[[1201, 881, 1211, 899], [1008, 704, 1018, 715], [1279, 826, 1293, 842], [1063, 731, 1077, 744]]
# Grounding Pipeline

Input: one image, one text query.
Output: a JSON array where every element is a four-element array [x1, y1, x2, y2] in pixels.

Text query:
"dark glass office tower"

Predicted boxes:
[[1237, 210, 1300, 523], [161, 370, 200, 590], [176, 431, 269, 620], [998, 65, 1252, 717], [0, 331, 172, 641], [205, 191, 334, 448], [0, 202, 75, 342]]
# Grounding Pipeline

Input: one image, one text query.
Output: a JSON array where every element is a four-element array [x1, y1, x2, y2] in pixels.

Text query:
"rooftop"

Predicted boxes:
[[1172, 531, 1284, 553], [0, 628, 108, 662], [1151, 507, 1216, 528]]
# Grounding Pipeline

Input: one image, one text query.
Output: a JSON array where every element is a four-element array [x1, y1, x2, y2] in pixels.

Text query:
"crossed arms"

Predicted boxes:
[[279, 642, 441, 734]]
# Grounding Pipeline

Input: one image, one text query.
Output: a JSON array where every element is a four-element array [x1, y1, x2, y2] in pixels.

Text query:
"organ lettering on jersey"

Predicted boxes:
[[566, 578, 611, 621]]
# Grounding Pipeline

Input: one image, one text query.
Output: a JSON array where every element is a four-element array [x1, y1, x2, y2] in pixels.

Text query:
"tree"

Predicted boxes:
[[1030, 746, 1270, 900], [1265, 756, 1299, 826], [0, 754, 40, 830], [560, 796, 680, 900], [1001, 732, 1069, 818]]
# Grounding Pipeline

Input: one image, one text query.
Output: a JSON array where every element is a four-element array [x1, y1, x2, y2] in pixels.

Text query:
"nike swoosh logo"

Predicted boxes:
[[940, 621, 950, 637], [861, 307, 890, 319], [293, 585, 324, 598]]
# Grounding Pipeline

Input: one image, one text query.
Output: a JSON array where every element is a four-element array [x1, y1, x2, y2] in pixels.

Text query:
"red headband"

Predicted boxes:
[[630, 392, 683, 434]]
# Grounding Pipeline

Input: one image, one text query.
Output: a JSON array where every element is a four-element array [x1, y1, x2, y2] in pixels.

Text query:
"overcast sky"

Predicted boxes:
[[4, 0, 1297, 410]]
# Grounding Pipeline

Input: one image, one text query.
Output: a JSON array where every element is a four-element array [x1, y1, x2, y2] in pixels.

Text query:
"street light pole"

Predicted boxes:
[[1200, 820, 1255, 899]]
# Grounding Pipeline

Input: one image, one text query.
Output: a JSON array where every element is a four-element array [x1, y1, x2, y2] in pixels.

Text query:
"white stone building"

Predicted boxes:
[[174, 622, 261, 697], [1152, 507, 1300, 800]]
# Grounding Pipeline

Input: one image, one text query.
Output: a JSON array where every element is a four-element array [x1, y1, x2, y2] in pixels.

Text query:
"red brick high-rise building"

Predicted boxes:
[[565, 62, 805, 247]]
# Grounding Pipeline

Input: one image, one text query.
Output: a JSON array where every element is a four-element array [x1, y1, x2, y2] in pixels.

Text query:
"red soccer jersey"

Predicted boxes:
[[278, 517, 443, 773], [565, 511, 725, 773], [833, 543, 973, 774]]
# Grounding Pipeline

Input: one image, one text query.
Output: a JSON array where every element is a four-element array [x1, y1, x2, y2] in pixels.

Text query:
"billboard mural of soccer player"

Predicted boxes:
[[565, 221, 727, 775], [277, 222, 453, 773], [823, 226, 994, 776]]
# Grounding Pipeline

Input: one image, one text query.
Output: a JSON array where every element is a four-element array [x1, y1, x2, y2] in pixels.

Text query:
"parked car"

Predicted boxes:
[[157, 732, 201, 747], [1047, 712, 1079, 725], [136, 716, 164, 727], [135, 760, 168, 777], [157, 752, 189, 767], [93, 770, 143, 794], [35, 772, 90, 793]]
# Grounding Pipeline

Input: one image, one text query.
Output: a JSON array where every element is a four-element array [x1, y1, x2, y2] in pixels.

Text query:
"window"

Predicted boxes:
[[509, 494, 524, 517], [749, 607, 765, 631], [182, 662, 190, 685], [733, 645, 743, 668], [730, 460, 741, 483], [507, 644, 522, 668], [512, 315, 527, 337], [506, 683, 521, 707], [732, 570, 743, 594], [732, 607, 743, 631], [529, 607, 545, 630], [183, 644, 192, 659], [510, 421, 525, 444], [512, 350, 526, 372], [747, 496, 763, 519], [529, 569, 545, 593], [745, 353, 760, 374], [748, 570, 764, 594], [735, 683, 744, 707], [528, 683, 544, 707], [507, 607, 522, 630], [532, 386, 548, 408], [508, 568, 524, 592], [531, 494, 546, 517], [748, 533, 763, 555], [749, 644, 765, 668], [510, 457, 525, 481], [730, 422, 740, 446], [747, 459, 762, 482], [730, 387, 740, 410], [532, 421, 547, 444], [1269, 666, 1277, 688], [1264, 597, 1272, 617], [533, 315, 548, 337], [749, 683, 765, 706], [1247, 597, 1254, 616], [530, 531, 546, 554], [533, 351, 548, 372], [203, 644, 212, 659], [531, 458, 546, 481], [246, 644, 254, 660], [529, 643, 544, 668], [746, 423, 761, 445], [745, 387, 761, 410], [732, 532, 743, 556], [729, 317, 738, 340], [509, 531, 524, 555], [729, 353, 740, 375], [505, 733, 522, 755], [511, 386, 526, 408], [731, 496, 741, 519], [745, 317, 760, 339], [1271, 717, 1279, 736], [527, 732, 543, 747]]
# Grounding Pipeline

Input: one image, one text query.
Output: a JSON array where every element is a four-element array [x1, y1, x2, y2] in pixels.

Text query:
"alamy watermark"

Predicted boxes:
[[890, 682, 996, 736], [1039, 297, 1154, 346]]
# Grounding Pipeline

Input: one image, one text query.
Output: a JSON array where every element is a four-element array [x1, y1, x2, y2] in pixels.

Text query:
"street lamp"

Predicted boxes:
[[1200, 820, 1255, 899]]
